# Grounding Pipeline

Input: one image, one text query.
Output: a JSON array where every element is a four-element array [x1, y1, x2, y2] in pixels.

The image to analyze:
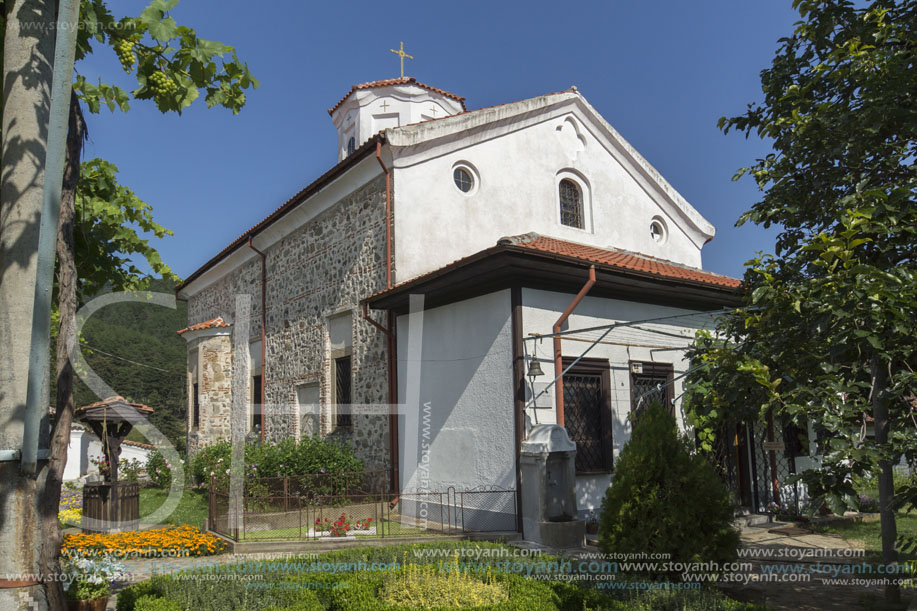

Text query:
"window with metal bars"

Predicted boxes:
[[251, 375, 263, 431], [561, 357, 613, 474], [630, 362, 674, 422], [192, 382, 200, 428], [559, 179, 584, 229], [334, 356, 352, 428]]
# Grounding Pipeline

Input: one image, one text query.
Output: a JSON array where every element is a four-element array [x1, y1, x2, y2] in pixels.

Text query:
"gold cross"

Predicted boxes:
[[389, 41, 413, 79]]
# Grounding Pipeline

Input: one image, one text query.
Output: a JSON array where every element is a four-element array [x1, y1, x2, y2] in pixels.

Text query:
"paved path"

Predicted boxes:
[[728, 522, 912, 610]]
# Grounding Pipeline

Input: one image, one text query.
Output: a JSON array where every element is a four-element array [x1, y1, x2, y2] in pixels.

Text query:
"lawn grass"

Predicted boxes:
[[813, 510, 917, 564], [139, 486, 208, 527]]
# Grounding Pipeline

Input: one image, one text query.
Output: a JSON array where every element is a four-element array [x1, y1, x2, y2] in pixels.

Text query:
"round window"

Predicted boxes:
[[650, 218, 667, 244], [453, 167, 474, 193]]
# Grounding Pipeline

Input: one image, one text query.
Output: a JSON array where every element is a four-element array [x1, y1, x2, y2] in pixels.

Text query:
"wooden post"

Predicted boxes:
[[283, 476, 289, 512]]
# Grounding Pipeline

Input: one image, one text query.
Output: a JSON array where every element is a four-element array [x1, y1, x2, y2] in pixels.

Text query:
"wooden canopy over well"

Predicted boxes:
[[75, 396, 153, 484], [76, 396, 152, 532]]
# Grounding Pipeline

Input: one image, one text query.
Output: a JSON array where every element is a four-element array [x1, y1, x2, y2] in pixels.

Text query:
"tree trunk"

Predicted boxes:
[[871, 354, 899, 604], [37, 96, 85, 611], [0, 2, 57, 608]]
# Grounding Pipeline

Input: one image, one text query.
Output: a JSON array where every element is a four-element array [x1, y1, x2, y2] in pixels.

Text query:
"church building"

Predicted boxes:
[[175, 73, 742, 518]]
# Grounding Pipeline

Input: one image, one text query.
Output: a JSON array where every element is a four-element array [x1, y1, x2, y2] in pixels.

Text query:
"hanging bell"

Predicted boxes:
[[527, 359, 545, 380]]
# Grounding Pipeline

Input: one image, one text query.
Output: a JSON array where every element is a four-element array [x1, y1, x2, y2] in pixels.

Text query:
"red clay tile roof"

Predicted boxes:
[[75, 396, 154, 416], [122, 439, 156, 450], [177, 317, 230, 335], [328, 77, 467, 115], [503, 234, 742, 289], [367, 233, 740, 301]]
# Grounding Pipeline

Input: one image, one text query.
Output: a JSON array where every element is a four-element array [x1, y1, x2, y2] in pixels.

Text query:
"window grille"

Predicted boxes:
[[252, 375, 263, 431], [335, 356, 352, 428], [192, 383, 200, 428], [559, 179, 584, 229], [630, 362, 674, 421], [562, 358, 612, 473]]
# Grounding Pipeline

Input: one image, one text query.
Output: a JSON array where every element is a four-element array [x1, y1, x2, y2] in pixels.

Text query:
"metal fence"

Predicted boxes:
[[704, 422, 809, 516], [208, 474, 517, 542]]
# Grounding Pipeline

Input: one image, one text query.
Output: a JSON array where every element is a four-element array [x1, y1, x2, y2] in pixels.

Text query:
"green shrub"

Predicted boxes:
[[608, 587, 762, 610], [120, 457, 144, 482], [599, 401, 740, 577], [191, 437, 364, 493], [380, 564, 508, 608], [145, 451, 172, 488], [114, 542, 761, 611], [116, 580, 157, 611], [133, 595, 184, 611]]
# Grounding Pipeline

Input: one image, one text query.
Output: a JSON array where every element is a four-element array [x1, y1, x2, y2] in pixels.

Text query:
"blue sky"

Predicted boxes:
[[76, 0, 802, 281]]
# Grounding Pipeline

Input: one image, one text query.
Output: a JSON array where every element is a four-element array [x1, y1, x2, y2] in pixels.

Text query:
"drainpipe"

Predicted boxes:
[[553, 266, 596, 427], [375, 141, 392, 289], [373, 140, 399, 492], [247, 235, 267, 443]]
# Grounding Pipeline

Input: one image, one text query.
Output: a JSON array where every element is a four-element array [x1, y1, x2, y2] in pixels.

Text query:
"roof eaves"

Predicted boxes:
[[365, 236, 741, 305]]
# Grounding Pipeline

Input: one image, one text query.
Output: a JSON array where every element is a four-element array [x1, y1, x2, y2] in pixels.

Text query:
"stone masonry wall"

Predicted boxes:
[[186, 175, 391, 473], [186, 334, 232, 458]]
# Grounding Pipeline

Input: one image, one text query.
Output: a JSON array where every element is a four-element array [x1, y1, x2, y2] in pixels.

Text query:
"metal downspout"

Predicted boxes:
[[375, 141, 392, 289], [552, 266, 596, 427], [374, 141, 399, 492], [247, 235, 267, 443]]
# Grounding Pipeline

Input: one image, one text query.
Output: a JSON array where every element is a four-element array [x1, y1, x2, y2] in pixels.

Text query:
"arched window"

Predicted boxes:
[[559, 179, 584, 229], [346, 137, 356, 156]]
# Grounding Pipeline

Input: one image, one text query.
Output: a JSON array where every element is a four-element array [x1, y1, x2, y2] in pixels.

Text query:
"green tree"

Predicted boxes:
[[599, 402, 739, 574], [0, 2, 259, 607], [688, 0, 916, 602]]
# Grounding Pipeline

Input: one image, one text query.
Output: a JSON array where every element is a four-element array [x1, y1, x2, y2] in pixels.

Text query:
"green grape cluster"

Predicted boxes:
[[115, 39, 136, 73], [149, 71, 177, 96]]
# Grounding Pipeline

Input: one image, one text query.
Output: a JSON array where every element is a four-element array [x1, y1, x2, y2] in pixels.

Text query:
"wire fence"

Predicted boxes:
[[208, 475, 517, 542]]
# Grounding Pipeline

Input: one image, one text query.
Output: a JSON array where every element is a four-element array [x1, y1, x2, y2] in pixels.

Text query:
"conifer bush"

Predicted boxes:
[[599, 401, 739, 574]]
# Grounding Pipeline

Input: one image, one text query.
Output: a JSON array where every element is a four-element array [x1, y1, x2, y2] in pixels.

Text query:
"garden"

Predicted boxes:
[[112, 542, 762, 611]]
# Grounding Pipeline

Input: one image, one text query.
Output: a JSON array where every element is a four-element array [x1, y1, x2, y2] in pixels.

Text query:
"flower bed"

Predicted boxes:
[[63, 525, 226, 559], [311, 514, 375, 538], [59, 487, 83, 527]]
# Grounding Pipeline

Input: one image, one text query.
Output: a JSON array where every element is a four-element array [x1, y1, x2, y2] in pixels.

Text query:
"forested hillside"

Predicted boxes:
[[64, 279, 188, 452]]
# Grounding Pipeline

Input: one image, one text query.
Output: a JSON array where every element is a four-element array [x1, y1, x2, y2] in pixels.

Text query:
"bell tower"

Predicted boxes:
[[328, 76, 466, 161]]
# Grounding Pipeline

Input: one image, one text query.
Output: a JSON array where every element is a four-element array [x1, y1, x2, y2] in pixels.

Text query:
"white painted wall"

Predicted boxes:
[[520, 288, 716, 515], [396, 290, 516, 493], [331, 83, 464, 161], [63, 428, 152, 481], [392, 107, 707, 283]]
